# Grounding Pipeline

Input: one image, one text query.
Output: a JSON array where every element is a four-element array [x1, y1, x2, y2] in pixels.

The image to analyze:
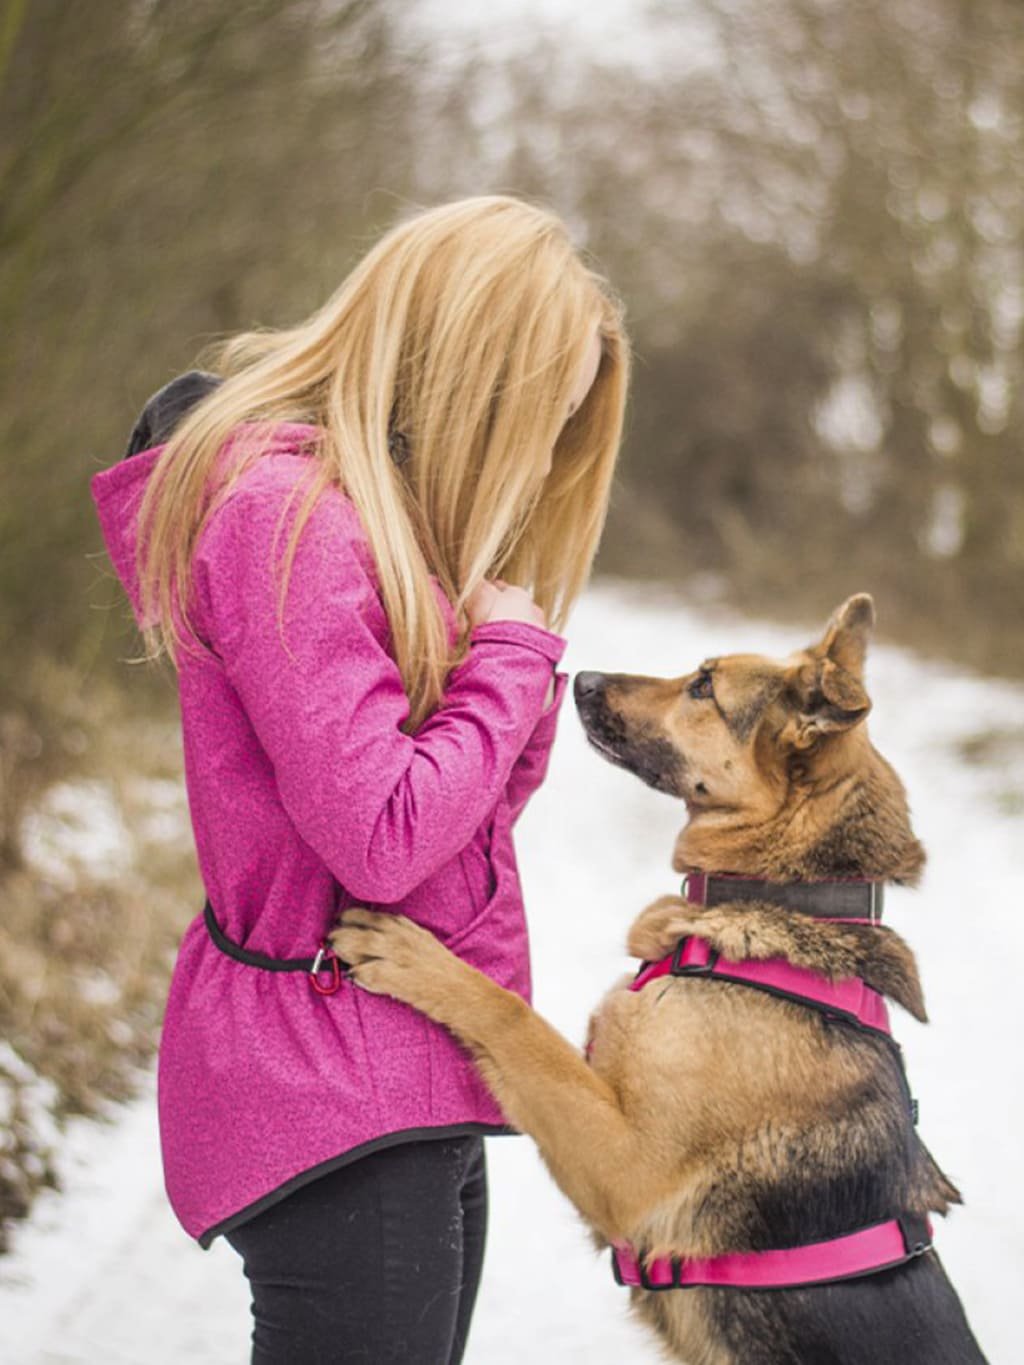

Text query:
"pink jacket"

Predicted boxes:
[[89, 422, 570, 1246]]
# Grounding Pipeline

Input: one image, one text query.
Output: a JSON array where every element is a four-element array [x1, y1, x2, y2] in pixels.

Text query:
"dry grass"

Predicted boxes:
[[0, 656, 200, 1249]]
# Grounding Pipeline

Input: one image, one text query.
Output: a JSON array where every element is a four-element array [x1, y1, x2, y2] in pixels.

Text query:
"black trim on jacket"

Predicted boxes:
[[198, 1123, 517, 1249]]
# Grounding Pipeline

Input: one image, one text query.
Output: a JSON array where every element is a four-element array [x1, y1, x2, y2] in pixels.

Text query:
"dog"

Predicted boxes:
[[331, 594, 988, 1363]]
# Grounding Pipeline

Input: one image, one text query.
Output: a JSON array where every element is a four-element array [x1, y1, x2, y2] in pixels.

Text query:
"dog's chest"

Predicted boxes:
[[585, 976, 713, 1093], [585, 971, 826, 1147]]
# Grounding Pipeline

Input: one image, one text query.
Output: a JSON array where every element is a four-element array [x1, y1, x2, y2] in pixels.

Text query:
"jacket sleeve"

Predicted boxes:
[[194, 481, 568, 903], [505, 668, 570, 824]]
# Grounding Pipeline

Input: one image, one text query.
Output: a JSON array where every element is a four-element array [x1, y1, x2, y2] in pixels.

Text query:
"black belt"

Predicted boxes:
[[203, 898, 346, 995]]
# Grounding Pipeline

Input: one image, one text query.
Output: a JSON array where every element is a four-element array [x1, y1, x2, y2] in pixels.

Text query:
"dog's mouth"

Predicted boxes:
[[575, 675, 685, 798], [582, 723, 682, 796], [584, 729, 625, 764]]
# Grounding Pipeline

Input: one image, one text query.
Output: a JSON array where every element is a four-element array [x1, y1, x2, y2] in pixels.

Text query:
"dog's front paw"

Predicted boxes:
[[330, 907, 459, 1011], [627, 895, 707, 961]]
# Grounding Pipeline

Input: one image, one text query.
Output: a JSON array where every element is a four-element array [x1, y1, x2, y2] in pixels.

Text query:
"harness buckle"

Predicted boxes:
[[637, 1255, 659, 1291], [670, 937, 720, 977], [612, 1245, 680, 1290], [897, 1212, 932, 1259], [309, 940, 342, 996], [681, 872, 707, 906], [637, 1251, 680, 1290], [869, 881, 881, 923]]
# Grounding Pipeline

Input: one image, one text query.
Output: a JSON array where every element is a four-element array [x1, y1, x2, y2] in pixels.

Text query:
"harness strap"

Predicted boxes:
[[630, 935, 892, 1036], [609, 889, 924, 1293], [611, 1213, 933, 1291], [203, 899, 343, 995]]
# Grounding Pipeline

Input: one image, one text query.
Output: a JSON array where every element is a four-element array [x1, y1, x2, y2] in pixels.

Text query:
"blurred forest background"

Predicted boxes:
[[1, 0, 1022, 1241]]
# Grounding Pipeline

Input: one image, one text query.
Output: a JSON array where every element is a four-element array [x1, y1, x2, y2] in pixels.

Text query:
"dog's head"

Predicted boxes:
[[574, 595, 886, 866]]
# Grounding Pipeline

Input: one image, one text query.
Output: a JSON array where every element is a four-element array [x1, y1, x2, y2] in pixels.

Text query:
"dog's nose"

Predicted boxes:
[[573, 671, 606, 701]]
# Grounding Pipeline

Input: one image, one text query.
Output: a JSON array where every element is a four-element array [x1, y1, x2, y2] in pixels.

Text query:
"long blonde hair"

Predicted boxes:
[[135, 194, 631, 731]]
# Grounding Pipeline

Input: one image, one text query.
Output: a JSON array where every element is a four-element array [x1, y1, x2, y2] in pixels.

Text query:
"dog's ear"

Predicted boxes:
[[813, 593, 875, 679], [786, 657, 871, 750]]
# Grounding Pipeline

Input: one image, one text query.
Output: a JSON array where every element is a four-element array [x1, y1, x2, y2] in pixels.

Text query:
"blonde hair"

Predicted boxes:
[[135, 194, 631, 731]]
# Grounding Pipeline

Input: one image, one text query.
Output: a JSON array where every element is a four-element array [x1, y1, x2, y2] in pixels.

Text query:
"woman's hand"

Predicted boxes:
[[465, 578, 556, 708], [465, 577, 547, 630]]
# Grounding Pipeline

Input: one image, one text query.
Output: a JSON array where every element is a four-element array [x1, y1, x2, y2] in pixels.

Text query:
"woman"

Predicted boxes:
[[90, 193, 630, 1362]]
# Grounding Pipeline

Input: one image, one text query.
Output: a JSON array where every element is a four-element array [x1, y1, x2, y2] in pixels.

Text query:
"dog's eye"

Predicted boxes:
[[688, 669, 714, 701]]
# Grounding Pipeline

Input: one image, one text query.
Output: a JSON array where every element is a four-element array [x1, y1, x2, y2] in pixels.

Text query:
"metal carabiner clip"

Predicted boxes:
[[309, 940, 342, 996]]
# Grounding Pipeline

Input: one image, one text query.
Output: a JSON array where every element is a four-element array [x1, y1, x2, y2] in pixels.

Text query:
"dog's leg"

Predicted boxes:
[[627, 894, 702, 961], [332, 909, 661, 1237]]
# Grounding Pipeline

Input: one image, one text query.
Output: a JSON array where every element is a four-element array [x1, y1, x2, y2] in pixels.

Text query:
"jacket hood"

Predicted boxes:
[[89, 419, 323, 631], [123, 370, 222, 462]]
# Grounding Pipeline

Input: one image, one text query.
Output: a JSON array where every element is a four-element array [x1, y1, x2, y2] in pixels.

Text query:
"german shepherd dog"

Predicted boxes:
[[332, 595, 988, 1363]]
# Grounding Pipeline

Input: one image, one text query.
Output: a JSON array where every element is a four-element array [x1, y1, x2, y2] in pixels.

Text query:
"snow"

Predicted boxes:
[[2, 580, 1021, 1362], [19, 779, 133, 890]]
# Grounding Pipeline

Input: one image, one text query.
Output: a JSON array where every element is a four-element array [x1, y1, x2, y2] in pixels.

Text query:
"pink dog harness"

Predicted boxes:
[[629, 935, 892, 1037], [609, 872, 933, 1291], [611, 1214, 934, 1290]]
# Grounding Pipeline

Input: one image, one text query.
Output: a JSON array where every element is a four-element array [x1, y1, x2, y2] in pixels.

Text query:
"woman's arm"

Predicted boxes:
[[195, 478, 567, 904], [505, 668, 569, 824]]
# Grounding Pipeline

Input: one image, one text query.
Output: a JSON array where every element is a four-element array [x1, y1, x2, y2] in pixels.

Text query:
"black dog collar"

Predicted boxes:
[[683, 871, 884, 922]]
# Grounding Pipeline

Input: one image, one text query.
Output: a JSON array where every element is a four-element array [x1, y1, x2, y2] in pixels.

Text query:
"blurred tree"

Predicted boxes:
[[3, 0, 1023, 701], [0, 0, 420, 704], [678, 0, 1024, 659], [417, 0, 1024, 668]]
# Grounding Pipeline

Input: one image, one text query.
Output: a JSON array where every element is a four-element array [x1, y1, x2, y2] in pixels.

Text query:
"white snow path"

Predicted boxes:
[[2, 580, 1022, 1363]]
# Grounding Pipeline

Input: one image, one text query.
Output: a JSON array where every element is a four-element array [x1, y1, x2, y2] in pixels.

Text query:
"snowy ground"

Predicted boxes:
[[2, 580, 1022, 1363]]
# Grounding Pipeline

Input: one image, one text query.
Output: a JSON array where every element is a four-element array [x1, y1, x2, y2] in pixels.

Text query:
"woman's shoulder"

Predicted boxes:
[[213, 421, 328, 493], [195, 424, 381, 598], [211, 425, 365, 536], [192, 444, 387, 651]]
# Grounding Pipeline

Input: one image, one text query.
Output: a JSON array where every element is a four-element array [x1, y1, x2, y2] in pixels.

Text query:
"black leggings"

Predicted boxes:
[[224, 1134, 488, 1364]]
